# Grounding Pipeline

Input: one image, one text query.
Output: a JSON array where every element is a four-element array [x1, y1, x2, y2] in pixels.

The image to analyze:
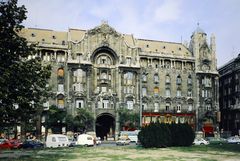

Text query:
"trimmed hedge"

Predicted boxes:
[[138, 121, 195, 148]]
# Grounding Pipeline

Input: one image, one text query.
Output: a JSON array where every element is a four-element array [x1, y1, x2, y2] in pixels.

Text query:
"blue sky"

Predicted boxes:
[[18, 0, 240, 68]]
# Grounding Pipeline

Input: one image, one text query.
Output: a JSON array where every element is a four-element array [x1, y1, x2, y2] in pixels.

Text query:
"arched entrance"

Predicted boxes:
[[96, 113, 115, 141]]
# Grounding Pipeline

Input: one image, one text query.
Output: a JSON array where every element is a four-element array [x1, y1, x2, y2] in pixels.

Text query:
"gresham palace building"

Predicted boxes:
[[14, 21, 219, 141]]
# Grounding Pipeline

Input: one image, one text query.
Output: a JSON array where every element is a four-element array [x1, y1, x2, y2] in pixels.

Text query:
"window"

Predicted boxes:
[[188, 77, 191, 84], [180, 117, 184, 123], [155, 62, 158, 68], [206, 104, 211, 110], [166, 89, 170, 96], [109, 74, 111, 80], [154, 103, 159, 112], [77, 54, 82, 61], [205, 90, 208, 97], [166, 76, 170, 83], [108, 60, 111, 65], [97, 74, 99, 79], [177, 77, 181, 84], [109, 88, 111, 93], [58, 69, 63, 76], [124, 86, 126, 93], [57, 54, 65, 62], [97, 86, 99, 93], [127, 72, 132, 79], [177, 89, 181, 97], [187, 90, 192, 97], [202, 90, 205, 97], [102, 87, 106, 92], [97, 58, 100, 64], [177, 104, 181, 113], [76, 100, 84, 108], [142, 103, 147, 110], [166, 103, 170, 111], [154, 75, 158, 82], [98, 101, 100, 108], [58, 84, 64, 92], [102, 73, 106, 79], [188, 104, 193, 111], [101, 56, 106, 64], [58, 99, 64, 108], [206, 77, 210, 84], [127, 101, 133, 109], [142, 75, 147, 81], [142, 88, 147, 95], [202, 78, 205, 84], [103, 100, 109, 108], [43, 100, 49, 110], [74, 69, 83, 77], [127, 86, 129, 93], [154, 88, 158, 96], [127, 58, 131, 64]]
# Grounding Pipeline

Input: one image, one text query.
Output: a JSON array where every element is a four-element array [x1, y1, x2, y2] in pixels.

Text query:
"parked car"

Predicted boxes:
[[20, 140, 45, 148], [0, 139, 8, 143], [208, 137, 227, 145], [206, 137, 214, 141], [116, 138, 131, 145], [0, 141, 20, 149], [69, 139, 77, 147], [227, 137, 240, 144], [96, 138, 101, 145], [76, 134, 94, 147], [192, 138, 209, 145], [12, 139, 23, 146]]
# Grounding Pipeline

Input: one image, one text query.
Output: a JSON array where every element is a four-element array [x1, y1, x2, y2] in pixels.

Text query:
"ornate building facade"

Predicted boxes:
[[19, 21, 219, 140]]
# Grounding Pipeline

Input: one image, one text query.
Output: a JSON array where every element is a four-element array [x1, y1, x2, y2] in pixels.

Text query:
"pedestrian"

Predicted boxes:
[[93, 137, 97, 147]]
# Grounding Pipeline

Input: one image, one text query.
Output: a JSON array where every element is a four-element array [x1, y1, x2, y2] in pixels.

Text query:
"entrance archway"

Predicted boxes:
[[96, 113, 115, 141]]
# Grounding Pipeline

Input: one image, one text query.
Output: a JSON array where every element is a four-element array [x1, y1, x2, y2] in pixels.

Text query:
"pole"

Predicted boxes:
[[140, 75, 142, 127]]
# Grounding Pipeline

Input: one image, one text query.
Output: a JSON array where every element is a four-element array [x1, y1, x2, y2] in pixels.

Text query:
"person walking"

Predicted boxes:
[[93, 137, 97, 147]]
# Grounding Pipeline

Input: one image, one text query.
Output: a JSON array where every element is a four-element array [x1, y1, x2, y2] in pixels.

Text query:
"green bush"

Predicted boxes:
[[138, 121, 194, 148], [138, 121, 171, 148]]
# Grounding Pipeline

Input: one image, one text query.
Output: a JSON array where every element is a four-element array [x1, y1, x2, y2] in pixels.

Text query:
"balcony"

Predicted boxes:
[[142, 109, 196, 114], [98, 79, 110, 85]]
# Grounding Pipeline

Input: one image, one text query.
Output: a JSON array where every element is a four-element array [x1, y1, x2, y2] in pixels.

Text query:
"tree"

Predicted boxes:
[[0, 0, 52, 131], [117, 109, 140, 131], [74, 107, 94, 133], [43, 105, 66, 134]]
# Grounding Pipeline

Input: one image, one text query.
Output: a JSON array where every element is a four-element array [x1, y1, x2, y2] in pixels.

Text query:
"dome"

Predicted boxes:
[[193, 26, 205, 34]]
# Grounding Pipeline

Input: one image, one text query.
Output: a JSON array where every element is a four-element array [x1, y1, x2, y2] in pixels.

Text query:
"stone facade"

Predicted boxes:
[[19, 21, 219, 140]]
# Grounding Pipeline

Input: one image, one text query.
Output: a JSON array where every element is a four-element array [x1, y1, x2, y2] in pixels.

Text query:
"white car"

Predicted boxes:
[[227, 137, 240, 144], [193, 138, 209, 145], [96, 138, 101, 145], [116, 138, 131, 145]]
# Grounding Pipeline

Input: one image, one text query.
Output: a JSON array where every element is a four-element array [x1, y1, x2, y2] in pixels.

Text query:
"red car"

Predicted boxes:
[[0, 141, 20, 149]]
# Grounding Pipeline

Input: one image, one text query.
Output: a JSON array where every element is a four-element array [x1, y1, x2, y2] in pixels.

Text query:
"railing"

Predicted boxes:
[[142, 109, 196, 114]]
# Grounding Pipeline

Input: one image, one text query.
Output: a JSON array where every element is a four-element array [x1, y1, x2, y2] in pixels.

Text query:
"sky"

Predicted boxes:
[[17, 0, 240, 68]]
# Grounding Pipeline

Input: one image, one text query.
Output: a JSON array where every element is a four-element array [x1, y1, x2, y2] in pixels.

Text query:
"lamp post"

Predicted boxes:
[[140, 72, 148, 127]]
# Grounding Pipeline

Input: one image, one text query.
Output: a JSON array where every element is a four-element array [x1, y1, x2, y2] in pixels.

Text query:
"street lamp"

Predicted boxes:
[[140, 72, 148, 126]]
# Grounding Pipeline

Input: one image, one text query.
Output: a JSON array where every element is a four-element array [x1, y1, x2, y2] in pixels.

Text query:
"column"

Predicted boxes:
[[54, 50, 57, 60]]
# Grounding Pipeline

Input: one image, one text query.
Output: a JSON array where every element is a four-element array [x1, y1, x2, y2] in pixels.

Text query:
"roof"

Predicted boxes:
[[193, 26, 205, 34]]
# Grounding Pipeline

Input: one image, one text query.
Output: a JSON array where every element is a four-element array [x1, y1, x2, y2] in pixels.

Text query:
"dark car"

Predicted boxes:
[[20, 140, 45, 148], [209, 137, 227, 145]]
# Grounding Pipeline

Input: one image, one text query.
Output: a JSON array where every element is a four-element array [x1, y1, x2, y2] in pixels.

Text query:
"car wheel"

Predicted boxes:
[[219, 142, 223, 145], [237, 142, 240, 144], [84, 144, 88, 147], [200, 143, 204, 145]]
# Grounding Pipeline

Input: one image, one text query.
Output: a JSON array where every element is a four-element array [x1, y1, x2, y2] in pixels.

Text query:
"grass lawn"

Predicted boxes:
[[0, 144, 239, 161]]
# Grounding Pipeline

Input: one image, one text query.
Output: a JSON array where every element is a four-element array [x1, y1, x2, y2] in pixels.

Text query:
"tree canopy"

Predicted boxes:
[[117, 109, 140, 131], [0, 0, 52, 130]]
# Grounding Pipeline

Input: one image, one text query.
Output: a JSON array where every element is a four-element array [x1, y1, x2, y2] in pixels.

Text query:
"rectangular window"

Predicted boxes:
[[177, 90, 181, 96], [154, 76, 158, 82], [58, 84, 64, 92], [102, 87, 106, 92], [109, 74, 111, 80], [166, 76, 170, 83], [124, 86, 126, 93], [166, 103, 170, 111], [142, 88, 147, 95], [43, 100, 49, 110], [154, 88, 158, 96], [127, 86, 129, 93], [205, 90, 208, 97], [202, 78, 205, 84], [188, 78, 191, 84], [58, 100, 64, 109], [177, 78, 181, 84], [103, 100, 109, 108], [127, 101, 133, 109], [97, 86, 99, 93], [202, 90, 204, 97], [154, 103, 159, 112], [76, 100, 84, 108], [188, 104, 192, 111], [98, 101, 100, 108], [166, 89, 170, 96], [142, 103, 147, 110], [177, 104, 181, 113]]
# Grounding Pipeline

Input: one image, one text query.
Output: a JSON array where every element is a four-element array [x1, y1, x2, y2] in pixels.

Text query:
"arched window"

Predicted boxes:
[[177, 89, 181, 96], [154, 75, 158, 82], [187, 89, 192, 97], [177, 103, 181, 113], [58, 69, 63, 76]]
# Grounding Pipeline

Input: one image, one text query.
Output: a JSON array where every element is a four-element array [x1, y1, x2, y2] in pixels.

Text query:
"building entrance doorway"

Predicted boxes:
[[96, 114, 115, 141]]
